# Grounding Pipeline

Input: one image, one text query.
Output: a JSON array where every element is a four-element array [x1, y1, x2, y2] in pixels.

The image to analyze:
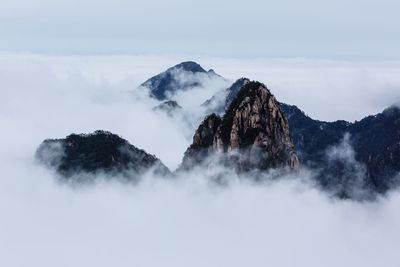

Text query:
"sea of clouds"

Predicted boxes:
[[1, 53, 400, 267]]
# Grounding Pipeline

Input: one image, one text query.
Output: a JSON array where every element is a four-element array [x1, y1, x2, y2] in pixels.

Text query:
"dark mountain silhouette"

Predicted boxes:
[[152, 100, 183, 116], [280, 103, 400, 196], [36, 130, 170, 181], [279, 103, 350, 166], [141, 61, 223, 100], [181, 81, 299, 172]]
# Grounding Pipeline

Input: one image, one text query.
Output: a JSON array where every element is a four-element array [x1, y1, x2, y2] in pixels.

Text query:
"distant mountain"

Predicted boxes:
[[280, 103, 400, 196], [181, 81, 299, 172], [140, 61, 224, 100], [152, 100, 183, 116], [279, 103, 350, 166], [36, 130, 170, 181]]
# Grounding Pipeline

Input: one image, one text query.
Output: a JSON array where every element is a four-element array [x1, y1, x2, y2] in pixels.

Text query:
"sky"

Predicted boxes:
[[1, 0, 400, 59]]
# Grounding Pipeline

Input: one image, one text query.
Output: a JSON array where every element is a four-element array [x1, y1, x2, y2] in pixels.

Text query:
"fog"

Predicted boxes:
[[1, 54, 400, 267]]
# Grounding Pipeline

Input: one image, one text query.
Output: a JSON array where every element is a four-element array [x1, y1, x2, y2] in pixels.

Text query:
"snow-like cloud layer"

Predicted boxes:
[[1, 54, 400, 267]]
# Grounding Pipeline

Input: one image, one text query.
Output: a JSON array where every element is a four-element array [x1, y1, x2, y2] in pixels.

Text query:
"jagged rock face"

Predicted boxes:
[[224, 78, 251, 110], [196, 75, 400, 196], [36, 130, 170, 180], [182, 81, 299, 172], [141, 61, 223, 100], [280, 103, 400, 195], [202, 78, 250, 115], [191, 114, 222, 149], [181, 114, 222, 167]]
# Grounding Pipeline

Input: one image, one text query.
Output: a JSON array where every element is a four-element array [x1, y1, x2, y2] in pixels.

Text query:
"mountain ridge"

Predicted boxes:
[[140, 61, 224, 100], [279, 103, 400, 195]]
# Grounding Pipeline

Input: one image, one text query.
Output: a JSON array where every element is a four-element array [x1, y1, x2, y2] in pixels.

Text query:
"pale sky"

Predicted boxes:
[[1, 0, 399, 59]]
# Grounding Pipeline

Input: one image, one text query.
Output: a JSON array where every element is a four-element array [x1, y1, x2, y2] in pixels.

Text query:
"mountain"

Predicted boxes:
[[279, 103, 350, 166], [280, 103, 400, 196], [36, 130, 170, 181], [140, 61, 224, 100], [202, 78, 250, 115], [196, 76, 400, 197], [181, 81, 299, 172], [152, 100, 183, 116], [224, 78, 251, 110]]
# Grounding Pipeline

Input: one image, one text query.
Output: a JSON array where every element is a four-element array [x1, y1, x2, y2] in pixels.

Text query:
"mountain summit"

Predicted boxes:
[[170, 61, 208, 73], [202, 77, 251, 115], [181, 81, 299, 172], [140, 61, 224, 100], [36, 130, 170, 181]]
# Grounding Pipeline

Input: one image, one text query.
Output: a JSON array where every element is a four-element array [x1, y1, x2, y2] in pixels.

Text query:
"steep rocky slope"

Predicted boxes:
[[202, 78, 250, 115], [194, 74, 400, 196], [181, 81, 299, 172]]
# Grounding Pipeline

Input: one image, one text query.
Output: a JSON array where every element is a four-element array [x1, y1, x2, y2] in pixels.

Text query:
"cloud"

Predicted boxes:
[[322, 133, 369, 199], [1, 53, 400, 266], [2, 158, 400, 267]]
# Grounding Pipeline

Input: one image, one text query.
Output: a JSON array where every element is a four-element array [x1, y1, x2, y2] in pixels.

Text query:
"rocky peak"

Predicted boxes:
[[201, 77, 251, 115], [192, 114, 222, 148], [140, 61, 223, 100], [180, 114, 222, 168], [224, 77, 250, 110], [280, 102, 400, 197], [181, 81, 299, 171], [172, 61, 207, 73]]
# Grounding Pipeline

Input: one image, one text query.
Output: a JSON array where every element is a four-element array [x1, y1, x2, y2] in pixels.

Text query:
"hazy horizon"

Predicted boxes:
[[1, 0, 400, 60]]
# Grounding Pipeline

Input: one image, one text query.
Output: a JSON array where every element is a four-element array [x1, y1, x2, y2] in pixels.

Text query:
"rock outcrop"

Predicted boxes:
[[140, 61, 224, 100], [36, 130, 170, 181], [198, 75, 400, 196], [181, 81, 299, 172], [181, 113, 222, 167], [202, 78, 250, 115]]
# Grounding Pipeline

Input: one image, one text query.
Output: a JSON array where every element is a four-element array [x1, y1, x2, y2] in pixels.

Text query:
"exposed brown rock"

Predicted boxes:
[[180, 114, 222, 168], [181, 81, 299, 172]]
